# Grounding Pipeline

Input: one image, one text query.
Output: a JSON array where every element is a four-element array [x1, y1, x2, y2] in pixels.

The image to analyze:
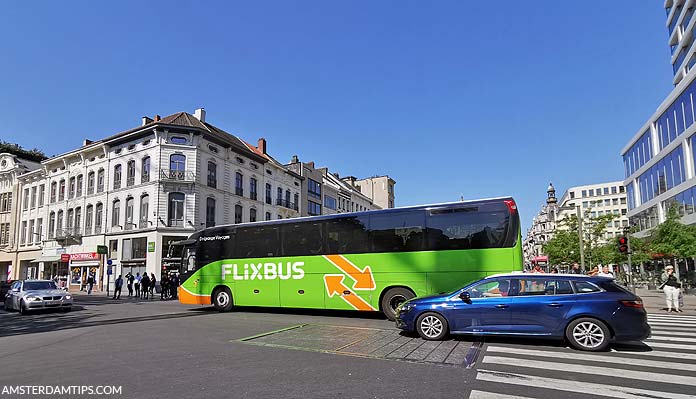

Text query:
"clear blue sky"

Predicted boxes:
[[0, 1, 672, 232]]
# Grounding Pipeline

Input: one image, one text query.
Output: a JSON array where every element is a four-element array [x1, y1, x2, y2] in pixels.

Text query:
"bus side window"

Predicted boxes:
[[325, 217, 370, 255], [234, 227, 280, 258], [368, 210, 425, 253], [426, 206, 509, 250], [282, 222, 324, 257]]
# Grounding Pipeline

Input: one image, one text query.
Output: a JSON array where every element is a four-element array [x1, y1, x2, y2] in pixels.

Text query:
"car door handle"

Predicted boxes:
[[547, 303, 563, 308], [495, 304, 509, 309]]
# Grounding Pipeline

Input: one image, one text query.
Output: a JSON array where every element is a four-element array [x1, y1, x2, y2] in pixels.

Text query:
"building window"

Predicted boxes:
[[207, 161, 217, 188], [23, 188, 29, 210], [308, 179, 321, 199], [127, 160, 136, 186], [294, 193, 299, 211], [113, 165, 122, 189], [125, 197, 134, 230], [611, 186, 617, 194], [170, 136, 187, 144], [168, 193, 185, 227], [250, 178, 258, 200], [68, 177, 75, 199], [112, 199, 121, 227], [265, 183, 272, 204], [169, 154, 186, 179], [235, 204, 243, 224], [206, 197, 216, 228], [50, 182, 57, 203], [20, 221, 26, 245], [285, 190, 291, 208], [141, 156, 151, 183], [30, 186, 37, 208], [95, 203, 103, 233], [76, 174, 83, 197], [67, 209, 74, 230], [28, 219, 34, 244], [581, 190, 586, 198], [569, 192, 575, 199], [603, 187, 609, 195], [56, 210, 63, 235], [48, 212, 55, 239], [277, 187, 283, 206], [74, 207, 82, 234], [85, 205, 93, 235], [235, 172, 243, 196], [324, 195, 337, 210], [265, 212, 271, 221], [140, 195, 149, 229], [87, 172, 95, 194], [250, 208, 257, 223], [308, 200, 321, 216], [97, 169, 105, 192]]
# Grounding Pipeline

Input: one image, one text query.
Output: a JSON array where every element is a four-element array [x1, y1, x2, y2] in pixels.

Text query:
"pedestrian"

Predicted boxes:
[[141, 272, 150, 300], [87, 273, 95, 294], [134, 272, 141, 298], [160, 273, 169, 300], [150, 273, 157, 299], [170, 273, 179, 299], [569, 262, 584, 275], [126, 272, 134, 297], [113, 275, 123, 299], [551, 267, 559, 274], [597, 264, 614, 278], [531, 264, 545, 273], [587, 266, 599, 276], [660, 265, 683, 313]]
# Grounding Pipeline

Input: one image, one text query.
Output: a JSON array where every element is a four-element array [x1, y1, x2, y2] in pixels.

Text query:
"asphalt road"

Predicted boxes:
[[1, 295, 694, 399]]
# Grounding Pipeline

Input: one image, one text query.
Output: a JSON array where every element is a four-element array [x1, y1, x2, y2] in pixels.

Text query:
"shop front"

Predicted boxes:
[[69, 252, 101, 291], [30, 254, 70, 288]]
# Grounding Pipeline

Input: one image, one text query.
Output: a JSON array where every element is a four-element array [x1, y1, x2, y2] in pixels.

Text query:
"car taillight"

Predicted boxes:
[[620, 300, 643, 308], [504, 199, 517, 214]]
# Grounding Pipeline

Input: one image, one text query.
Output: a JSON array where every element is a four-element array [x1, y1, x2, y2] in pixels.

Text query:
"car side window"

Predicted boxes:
[[545, 280, 574, 295], [573, 281, 601, 293], [518, 279, 548, 296], [466, 279, 512, 298]]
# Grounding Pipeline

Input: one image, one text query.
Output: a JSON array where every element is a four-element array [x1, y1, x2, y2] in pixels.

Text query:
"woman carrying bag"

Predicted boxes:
[[660, 265, 683, 313]]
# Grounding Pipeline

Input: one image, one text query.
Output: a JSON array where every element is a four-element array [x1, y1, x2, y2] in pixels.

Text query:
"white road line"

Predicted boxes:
[[484, 346, 696, 371], [649, 314, 696, 320], [482, 356, 696, 386], [651, 325, 696, 333], [477, 370, 694, 399], [647, 330, 696, 337], [648, 335, 696, 342], [469, 390, 536, 399], [648, 321, 696, 328], [646, 341, 696, 350]]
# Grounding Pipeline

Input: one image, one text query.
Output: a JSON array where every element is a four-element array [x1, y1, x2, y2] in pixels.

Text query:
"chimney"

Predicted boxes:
[[291, 155, 299, 164], [83, 139, 93, 147], [194, 108, 206, 122], [257, 138, 267, 154], [154, 115, 161, 122], [308, 161, 315, 169], [141, 116, 153, 126]]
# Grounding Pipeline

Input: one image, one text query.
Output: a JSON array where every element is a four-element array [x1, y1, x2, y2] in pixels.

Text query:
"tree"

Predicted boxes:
[[648, 205, 696, 265], [0, 141, 47, 162]]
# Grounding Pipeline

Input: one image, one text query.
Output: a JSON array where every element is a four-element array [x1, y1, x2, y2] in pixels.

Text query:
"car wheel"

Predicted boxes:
[[3, 299, 10, 311], [212, 287, 233, 312], [416, 312, 448, 341], [19, 300, 28, 315], [565, 317, 610, 351], [381, 287, 415, 321], [61, 306, 72, 313]]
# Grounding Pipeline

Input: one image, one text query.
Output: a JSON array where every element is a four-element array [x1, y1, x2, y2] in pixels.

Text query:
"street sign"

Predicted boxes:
[[97, 245, 108, 255], [60, 254, 70, 262], [147, 242, 155, 252], [106, 259, 113, 266]]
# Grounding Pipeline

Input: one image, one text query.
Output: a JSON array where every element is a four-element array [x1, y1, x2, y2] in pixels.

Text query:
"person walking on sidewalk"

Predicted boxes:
[[160, 273, 169, 300], [660, 265, 683, 312], [569, 262, 584, 275], [126, 272, 134, 297], [113, 275, 123, 299], [141, 273, 150, 300], [149, 273, 156, 299], [87, 273, 95, 295], [134, 272, 141, 298]]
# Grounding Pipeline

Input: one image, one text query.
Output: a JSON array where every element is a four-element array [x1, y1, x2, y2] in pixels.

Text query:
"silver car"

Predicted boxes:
[[3, 280, 73, 314]]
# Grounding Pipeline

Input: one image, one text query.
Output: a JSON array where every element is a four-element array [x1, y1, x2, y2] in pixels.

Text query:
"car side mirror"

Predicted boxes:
[[459, 291, 471, 303]]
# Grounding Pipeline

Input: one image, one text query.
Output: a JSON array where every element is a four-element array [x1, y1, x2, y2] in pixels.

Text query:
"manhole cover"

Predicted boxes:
[[238, 324, 481, 367]]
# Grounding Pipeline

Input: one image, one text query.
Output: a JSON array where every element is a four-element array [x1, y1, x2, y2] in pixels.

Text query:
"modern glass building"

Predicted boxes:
[[622, 1, 696, 235]]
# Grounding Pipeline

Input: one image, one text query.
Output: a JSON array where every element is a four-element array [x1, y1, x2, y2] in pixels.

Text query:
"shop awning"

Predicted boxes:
[[30, 255, 62, 263]]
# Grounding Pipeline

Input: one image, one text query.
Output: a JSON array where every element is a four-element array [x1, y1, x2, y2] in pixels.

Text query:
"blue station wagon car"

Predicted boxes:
[[395, 274, 650, 351]]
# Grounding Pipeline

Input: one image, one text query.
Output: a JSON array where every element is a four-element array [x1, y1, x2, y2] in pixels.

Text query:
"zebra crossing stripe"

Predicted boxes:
[[648, 329, 696, 337], [647, 335, 696, 342], [649, 314, 696, 320], [650, 325, 696, 332], [482, 356, 696, 385], [648, 321, 696, 328], [645, 341, 696, 350], [610, 348, 696, 360], [476, 370, 694, 399], [469, 390, 535, 399], [484, 346, 696, 371]]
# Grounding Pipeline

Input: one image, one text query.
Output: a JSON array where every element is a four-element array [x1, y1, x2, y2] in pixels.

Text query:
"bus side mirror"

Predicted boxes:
[[459, 291, 471, 304]]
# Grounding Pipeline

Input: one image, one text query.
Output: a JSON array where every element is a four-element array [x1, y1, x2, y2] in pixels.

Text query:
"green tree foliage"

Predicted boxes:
[[649, 205, 696, 259], [0, 141, 47, 162]]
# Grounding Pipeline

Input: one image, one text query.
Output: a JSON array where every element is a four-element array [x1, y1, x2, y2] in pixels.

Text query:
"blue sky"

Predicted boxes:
[[0, 1, 672, 231]]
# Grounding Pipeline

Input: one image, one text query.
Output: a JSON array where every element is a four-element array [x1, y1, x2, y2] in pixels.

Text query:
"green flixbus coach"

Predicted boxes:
[[174, 197, 523, 319]]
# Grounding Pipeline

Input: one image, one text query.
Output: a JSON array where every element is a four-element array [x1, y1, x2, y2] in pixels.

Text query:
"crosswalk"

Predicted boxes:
[[469, 313, 696, 399]]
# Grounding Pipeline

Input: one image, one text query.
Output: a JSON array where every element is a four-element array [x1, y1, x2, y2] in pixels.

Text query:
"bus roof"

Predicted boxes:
[[195, 196, 516, 237]]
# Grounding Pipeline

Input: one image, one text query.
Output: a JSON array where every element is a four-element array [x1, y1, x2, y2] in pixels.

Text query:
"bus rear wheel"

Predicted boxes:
[[212, 287, 233, 312], [381, 287, 415, 321]]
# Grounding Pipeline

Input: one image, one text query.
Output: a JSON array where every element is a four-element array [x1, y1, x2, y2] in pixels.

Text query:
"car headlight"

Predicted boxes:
[[398, 303, 416, 314], [63, 295, 72, 300], [26, 296, 42, 302]]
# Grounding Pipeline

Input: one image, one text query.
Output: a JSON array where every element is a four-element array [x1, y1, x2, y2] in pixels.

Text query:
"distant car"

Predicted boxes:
[[395, 274, 650, 351], [3, 280, 73, 314]]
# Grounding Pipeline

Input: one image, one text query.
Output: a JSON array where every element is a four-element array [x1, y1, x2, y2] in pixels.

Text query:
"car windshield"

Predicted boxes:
[[23, 281, 58, 291]]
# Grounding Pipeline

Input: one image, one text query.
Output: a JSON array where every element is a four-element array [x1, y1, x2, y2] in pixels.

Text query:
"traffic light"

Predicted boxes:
[[618, 236, 628, 253]]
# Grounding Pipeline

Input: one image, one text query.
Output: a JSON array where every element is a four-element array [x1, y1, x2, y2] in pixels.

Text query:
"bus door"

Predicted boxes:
[[279, 222, 325, 309]]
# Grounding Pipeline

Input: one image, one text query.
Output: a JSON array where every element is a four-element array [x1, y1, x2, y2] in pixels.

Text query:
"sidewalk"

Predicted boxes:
[[635, 287, 696, 315]]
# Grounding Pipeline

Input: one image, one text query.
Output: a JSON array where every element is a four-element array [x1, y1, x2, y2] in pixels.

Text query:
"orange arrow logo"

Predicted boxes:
[[324, 274, 376, 311], [323, 254, 375, 290]]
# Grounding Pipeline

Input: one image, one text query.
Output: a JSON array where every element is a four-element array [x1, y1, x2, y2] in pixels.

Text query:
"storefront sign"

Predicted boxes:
[[148, 242, 155, 252], [70, 252, 100, 261], [60, 254, 71, 262], [97, 245, 108, 255]]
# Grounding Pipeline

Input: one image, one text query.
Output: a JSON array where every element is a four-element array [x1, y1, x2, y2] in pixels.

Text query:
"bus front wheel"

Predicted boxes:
[[212, 287, 233, 312], [381, 287, 415, 321]]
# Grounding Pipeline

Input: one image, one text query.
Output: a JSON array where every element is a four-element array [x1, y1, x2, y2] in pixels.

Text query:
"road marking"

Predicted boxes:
[[649, 314, 696, 321], [648, 330, 696, 337], [645, 341, 696, 350], [485, 346, 696, 371], [469, 390, 535, 399], [482, 356, 696, 386], [647, 335, 696, 342], [610, 348, 696, 360], [477, 370, 694, 399], [649, 321, 696, 328]]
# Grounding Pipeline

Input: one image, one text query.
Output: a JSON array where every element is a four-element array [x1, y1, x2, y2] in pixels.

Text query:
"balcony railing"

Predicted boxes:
[[142, 173, 150, 183], [83, 226, 92, 236], [94, 225, 102, 234], [250, 192, 258, 200], [97, 184, 104, 193], [235, 188, 244, 196], [113, 180, 121, 189], [139, 219, 149, 229], [55, 227, 82, 239], [160, 169, 195, 182], [276, 199, 296, 210], [87, 185, 94, 195], [126, 177, 135, 187], [266, 196, 272, 205]]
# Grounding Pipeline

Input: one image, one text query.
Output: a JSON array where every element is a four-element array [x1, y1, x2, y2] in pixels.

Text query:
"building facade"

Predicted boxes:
[[10, 109, 303, 288], [622, 2, 696, 235], [523, 184, 559, 265]]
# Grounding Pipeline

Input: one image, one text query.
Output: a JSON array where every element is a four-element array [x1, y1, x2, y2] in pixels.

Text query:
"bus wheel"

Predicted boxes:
[[381, 287, 415, 321], [212, 287, 233, 312]]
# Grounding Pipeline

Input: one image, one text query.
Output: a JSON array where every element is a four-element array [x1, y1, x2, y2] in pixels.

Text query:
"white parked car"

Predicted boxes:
[[3, 280, 73, 314]]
